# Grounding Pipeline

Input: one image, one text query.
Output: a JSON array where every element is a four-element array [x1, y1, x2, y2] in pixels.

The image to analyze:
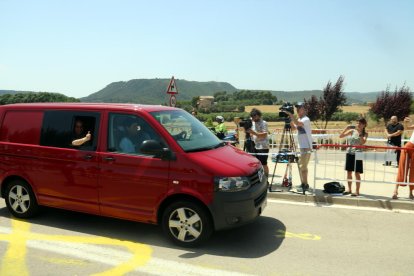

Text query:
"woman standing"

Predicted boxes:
[[339, 118, 368, 196], [392, 117, 414, 200]]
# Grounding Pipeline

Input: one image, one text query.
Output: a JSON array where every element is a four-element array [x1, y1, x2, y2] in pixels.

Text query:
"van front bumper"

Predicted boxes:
[[208, 175, 268, 231]]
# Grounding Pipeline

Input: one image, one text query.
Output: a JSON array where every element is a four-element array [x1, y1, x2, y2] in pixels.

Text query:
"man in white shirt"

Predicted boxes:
[[284, 102, 313, 192]]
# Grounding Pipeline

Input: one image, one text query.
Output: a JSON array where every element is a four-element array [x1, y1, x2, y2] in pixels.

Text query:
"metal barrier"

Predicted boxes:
[[313, 144, 414, 188], [237, 130, 414, 195]]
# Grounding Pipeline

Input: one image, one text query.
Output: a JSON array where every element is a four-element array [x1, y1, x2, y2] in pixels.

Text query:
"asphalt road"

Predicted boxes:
[[1, 199, 413, 276]]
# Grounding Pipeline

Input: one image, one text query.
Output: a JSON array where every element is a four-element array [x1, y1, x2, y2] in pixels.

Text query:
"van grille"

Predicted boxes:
[[248, 172, 260, 187], [248, 168, 263, 187]]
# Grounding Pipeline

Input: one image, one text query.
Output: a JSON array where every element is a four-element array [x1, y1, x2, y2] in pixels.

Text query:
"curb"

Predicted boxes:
[[267, 191, 414, 211]]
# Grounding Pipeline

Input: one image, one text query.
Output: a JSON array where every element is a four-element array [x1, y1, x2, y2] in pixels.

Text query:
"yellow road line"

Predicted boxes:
[[276, 229, 321, 240], [0, 220, 30, 276], [0, 219, 152, 275]]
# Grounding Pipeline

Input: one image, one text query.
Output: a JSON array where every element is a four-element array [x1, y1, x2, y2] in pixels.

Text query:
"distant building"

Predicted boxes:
[[198, 96, 214, 109]]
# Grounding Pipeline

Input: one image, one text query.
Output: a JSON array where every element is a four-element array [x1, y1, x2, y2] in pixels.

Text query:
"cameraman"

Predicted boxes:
[[246, 108, 269, 179], [283, 102, 313, 192]]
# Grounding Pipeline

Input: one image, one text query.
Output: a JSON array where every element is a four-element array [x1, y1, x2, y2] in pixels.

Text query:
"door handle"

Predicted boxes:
[[104, 156, 116, 161], [83, 154, 93, 160]]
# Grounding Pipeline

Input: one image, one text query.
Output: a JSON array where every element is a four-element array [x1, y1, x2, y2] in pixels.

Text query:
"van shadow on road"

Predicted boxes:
[[0, 206, 285, 258], [179, 216, 285, 259]]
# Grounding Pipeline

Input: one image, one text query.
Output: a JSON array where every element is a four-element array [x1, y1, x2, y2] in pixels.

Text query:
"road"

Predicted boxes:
[[1, 199, 413, 276]]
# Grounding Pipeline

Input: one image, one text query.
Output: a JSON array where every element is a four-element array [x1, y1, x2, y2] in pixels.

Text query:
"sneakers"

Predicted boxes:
[[295, 183, 311, 193]]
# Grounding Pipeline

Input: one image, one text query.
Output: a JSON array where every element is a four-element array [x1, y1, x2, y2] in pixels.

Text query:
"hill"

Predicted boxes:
[[80, 78, 238, 104], [0, 90, 26, 96], [1, 83, 384, 105], [80, 78, 381, 104]]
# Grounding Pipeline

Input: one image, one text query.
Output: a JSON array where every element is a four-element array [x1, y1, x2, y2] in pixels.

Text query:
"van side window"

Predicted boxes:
[[107, 113, 164, 155], [40, 111, 100, 150]]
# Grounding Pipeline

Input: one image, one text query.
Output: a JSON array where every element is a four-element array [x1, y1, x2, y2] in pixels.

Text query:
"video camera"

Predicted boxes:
[[239, 118, 252, 130], [279, 102, 294, 118]]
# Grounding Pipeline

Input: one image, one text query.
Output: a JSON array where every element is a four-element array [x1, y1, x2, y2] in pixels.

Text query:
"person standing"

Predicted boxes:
[[393, 116, 414, 200], [339, 118, 368, 196], [384, 116, 404, 166], [246, 108, 269, 180], [284, 102, 313, 192]]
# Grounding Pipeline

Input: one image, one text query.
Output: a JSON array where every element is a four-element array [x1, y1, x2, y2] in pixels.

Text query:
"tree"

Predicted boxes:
[[304, 95, 321, 127], [319, 75, 347, 129], [0, 92, 80, 105], [369, 84, 412, 125], [191, 96, 199, 108], [303, 76, 347, 129]]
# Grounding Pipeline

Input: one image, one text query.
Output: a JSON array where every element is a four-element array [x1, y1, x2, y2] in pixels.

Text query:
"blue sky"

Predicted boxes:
[[1, 0, 413, 98]]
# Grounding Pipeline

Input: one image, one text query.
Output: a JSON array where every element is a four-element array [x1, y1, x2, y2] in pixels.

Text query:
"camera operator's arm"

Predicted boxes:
[[283, 111, 303, 129], [246, 128, 268, 138], [246, 120, 268, 138]]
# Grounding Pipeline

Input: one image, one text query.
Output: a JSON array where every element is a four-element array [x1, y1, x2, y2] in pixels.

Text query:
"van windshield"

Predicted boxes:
[[151, 110, 223, 152]]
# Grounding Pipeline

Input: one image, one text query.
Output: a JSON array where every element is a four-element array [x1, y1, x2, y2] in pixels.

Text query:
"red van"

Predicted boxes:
[[0, 103, 267, 246]]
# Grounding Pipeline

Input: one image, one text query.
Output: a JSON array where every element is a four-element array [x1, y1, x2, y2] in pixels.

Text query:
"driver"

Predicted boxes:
[[119, 117, 150, 154]]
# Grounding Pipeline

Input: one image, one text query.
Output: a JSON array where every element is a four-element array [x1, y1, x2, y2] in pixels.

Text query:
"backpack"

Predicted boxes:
[[323, 182, 345, 194]]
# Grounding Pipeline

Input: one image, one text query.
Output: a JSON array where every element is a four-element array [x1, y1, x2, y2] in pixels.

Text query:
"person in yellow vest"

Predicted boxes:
[[214, 115, 227, 139]]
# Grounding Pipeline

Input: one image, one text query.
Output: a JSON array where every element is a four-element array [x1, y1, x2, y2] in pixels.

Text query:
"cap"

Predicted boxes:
[[216, 115, 224, 121], [295, 102, 305, 108]]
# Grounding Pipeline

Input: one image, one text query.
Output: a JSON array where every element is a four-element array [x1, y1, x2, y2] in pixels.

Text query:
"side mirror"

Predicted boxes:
[[140, 140, 173, 160]]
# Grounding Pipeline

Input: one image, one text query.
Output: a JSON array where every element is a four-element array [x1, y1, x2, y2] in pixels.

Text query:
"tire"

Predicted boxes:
[[162, 201, 213, 247], [5, 179, 39, 218]]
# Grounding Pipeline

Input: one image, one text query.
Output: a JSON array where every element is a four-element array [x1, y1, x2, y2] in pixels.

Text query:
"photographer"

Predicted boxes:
[[283, 102, 313, 192], [246, 108, 269, 179]]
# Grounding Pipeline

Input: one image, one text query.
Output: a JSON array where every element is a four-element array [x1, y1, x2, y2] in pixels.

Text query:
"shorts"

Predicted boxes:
[[255, 149, 269, 166], [345, 153, 363, 173], [299, 148, 311, 173]]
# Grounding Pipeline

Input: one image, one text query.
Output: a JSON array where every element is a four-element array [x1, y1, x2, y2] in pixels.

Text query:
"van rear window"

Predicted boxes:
[[40, 110, 100, 150], [0, 111, 43, 144]]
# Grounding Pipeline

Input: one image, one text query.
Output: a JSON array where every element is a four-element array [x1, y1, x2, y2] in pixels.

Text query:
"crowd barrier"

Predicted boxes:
[[237, 131, 414, 194], [313, 144, 413, 188], [268, 128, 413, 149]]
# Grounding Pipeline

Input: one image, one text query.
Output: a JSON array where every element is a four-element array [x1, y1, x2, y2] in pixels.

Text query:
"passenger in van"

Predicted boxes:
[[71, 120, 91, 147], [119, 117, 150, 154]]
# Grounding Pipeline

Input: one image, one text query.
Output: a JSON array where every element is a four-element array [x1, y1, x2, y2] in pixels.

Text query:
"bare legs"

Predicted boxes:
[[346, 171, 360, 196]]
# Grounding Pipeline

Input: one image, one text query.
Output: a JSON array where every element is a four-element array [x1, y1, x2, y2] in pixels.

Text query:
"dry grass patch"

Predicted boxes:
[[245, 105, 370, 114]]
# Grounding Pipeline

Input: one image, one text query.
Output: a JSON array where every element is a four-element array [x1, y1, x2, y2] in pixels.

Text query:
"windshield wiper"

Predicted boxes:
[[186, 142, 226, 153], [213, 141, 226, 149]]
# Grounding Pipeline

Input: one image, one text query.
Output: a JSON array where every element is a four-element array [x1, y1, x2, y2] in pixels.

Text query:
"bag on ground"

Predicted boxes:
[[323, 182, 345, 194]]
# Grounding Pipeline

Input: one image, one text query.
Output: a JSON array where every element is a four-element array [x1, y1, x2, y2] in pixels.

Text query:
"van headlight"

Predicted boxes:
[[215, 176, 250, 192]]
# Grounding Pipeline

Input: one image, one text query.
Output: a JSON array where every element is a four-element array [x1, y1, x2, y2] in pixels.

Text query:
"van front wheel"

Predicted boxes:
[[5, 180, 39, 218], [162, 201, 213, 247]]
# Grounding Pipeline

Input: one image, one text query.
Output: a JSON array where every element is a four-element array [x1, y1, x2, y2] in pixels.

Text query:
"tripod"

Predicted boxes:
[[269, 118, 306, 194], [243, 132, 255, 153]]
